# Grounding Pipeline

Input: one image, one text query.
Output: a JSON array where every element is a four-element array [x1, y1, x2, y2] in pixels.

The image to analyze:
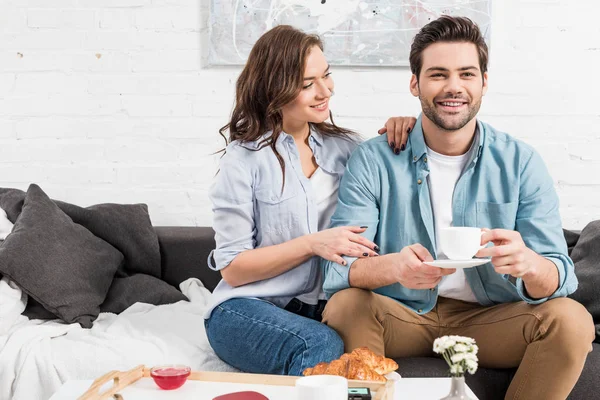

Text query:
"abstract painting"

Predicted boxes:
[[208, 0, 492, 66]]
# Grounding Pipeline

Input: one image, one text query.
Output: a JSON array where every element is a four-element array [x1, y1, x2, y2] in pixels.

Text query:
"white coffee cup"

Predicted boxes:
[[439, 227, 484, 260], [295, 375, 348, 400]]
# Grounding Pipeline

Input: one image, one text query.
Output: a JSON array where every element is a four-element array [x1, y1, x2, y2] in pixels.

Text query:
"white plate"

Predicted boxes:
[[424, 258, 490, 269]]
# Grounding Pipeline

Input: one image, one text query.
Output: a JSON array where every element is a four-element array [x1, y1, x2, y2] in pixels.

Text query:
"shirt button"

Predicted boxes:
[[418, 309, 423, 313], [424, 157, 428, 163], [413, 156, 417, 161], [417, 179, 422, 185], [430, 288, 435, 291]]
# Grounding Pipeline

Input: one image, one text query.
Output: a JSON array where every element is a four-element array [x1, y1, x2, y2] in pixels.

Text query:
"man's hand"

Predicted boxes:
[[476, 229, 538, 277], [392, 244, 455, 289], [476, 229, 559, 298]]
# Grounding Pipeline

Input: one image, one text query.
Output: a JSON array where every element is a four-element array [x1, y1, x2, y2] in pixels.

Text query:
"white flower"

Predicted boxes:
[[454, 343, 468, 353], [432, 335, 479, 377], [451, 353, 466, 363], [466, 359, 478, 374]]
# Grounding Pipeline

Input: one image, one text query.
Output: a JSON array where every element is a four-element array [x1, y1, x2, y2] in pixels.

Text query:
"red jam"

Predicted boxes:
[[150, 365, 191, 390]]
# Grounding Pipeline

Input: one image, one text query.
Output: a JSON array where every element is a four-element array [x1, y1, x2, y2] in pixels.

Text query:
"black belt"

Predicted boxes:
[[284, 298, 327, 322]]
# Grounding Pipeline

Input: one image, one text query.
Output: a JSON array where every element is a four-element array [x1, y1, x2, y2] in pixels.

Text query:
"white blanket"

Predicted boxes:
[[0, 277, 237, 400]]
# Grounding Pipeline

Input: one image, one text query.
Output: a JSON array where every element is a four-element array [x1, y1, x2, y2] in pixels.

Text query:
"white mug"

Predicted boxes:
[[295, 375, 348, 400], [439, 227, 484, 260]]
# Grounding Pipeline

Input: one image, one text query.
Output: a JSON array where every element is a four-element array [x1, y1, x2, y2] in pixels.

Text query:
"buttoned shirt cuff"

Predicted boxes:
[[515, 257, 565, 304], [323, 255, 358, 297]]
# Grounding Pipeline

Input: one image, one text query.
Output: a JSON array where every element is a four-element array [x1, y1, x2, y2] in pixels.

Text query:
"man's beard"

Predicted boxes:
[[420, 94, 481, 131]]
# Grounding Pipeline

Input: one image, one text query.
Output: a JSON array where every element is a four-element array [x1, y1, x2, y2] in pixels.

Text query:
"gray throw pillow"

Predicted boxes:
[[0, 184, 123, 328], [567, 221, 600, 342]]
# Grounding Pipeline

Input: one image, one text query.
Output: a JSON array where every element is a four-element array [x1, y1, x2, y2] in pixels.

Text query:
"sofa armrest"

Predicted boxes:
[[154, 226, 222, 292]]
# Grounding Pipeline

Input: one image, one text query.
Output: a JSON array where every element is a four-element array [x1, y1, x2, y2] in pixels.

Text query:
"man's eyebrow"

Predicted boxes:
[[304, 65, 330, 81], [425, 66, 479, 73]]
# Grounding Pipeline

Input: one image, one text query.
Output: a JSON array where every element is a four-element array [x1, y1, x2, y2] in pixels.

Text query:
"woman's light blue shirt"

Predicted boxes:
[[205, 128, 359, 317]]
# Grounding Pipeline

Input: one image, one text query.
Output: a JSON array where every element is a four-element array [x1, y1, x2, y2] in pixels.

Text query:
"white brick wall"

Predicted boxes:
[[1, 0, 599, 228]]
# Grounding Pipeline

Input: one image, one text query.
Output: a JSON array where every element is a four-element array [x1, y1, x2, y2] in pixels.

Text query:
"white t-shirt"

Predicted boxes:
[[426, 144, 478, 303], [296, 167, 339, 305]]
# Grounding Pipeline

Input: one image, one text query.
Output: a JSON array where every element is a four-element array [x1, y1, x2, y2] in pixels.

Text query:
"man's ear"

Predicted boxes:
[[482, 72, 489, 96], [410, 74, 419, 97]]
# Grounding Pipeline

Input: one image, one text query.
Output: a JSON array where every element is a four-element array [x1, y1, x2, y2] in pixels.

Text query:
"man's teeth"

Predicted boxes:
[[440, 102, 463, 106]]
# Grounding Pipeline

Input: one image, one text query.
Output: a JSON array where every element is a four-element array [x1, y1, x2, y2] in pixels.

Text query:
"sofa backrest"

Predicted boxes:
[[155, 227, 222, 292]]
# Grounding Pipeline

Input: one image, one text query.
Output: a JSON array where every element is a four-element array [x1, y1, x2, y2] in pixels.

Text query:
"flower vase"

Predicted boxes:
[[440, 376, 474, 400]]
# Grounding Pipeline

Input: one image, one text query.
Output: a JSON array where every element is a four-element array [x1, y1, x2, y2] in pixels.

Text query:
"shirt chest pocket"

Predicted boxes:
[[255, 188, 302, 235], [475, 201, 518, 230]]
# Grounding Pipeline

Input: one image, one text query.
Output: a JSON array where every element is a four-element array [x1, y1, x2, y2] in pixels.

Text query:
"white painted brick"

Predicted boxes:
[[27, 9, 95, 29], [0, 8, 27, 32], [84, 31, 200, 50], [77, 0, 150, 8], [2, 31, 85, 50], [0, 120, 17, 139], [555, 163, 600, 186], [120, 95, 192, 116], [13, 117, 134, 139], [115, 164, 203, 186], [568, 141, 600, 162], [86, 52, 132, 72], [127, 117, 224, 139], [0, 95, 123, 117], [0, 139, 105, 163], [10, 0, 79, 7], [105, 138, 179, 162], [481, 116, 600, 140], [174, 140, 224, 164], [87, 73, 233, 95], [98, 9, 136, 29], [0, 164, 116, 184], [14, 73, 88, 95], [130, 50, 202, 72], [135, 8, 201, 30], [0, 74, 16, 94], [1, 51, 131, 73], [134, 32, 201, 49], [192, 96, 232, 118]]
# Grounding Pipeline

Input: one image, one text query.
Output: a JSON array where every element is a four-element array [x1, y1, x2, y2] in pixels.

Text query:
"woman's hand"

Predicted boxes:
[[378, 116, 417, 154], [307, 226, 378, 266]]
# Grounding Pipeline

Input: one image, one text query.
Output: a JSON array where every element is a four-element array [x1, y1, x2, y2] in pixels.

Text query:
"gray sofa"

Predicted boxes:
[[155, 226, 599, 400]]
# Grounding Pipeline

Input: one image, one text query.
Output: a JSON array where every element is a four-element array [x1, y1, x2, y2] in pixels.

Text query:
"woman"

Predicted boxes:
[[205, 25, 416, 376]]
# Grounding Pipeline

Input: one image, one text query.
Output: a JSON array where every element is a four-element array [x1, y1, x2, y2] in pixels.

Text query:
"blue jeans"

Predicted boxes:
[[205, 298, 344, 376]]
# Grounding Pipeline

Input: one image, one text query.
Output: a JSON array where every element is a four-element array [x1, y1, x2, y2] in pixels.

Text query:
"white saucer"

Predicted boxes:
[[424, 258, 491, 269]]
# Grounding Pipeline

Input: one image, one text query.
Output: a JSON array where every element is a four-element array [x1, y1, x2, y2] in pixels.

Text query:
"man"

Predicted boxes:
[[321, 16, 594, 400]]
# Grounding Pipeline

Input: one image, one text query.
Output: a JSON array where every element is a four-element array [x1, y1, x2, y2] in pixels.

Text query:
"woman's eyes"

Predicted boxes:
[[303, 72, 333, 89]]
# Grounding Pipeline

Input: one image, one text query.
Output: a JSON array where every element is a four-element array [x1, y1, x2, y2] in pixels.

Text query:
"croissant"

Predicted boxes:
[[348, 347, 398, 375], [302, 347, 396, 382], [345, 357, 386, 382]]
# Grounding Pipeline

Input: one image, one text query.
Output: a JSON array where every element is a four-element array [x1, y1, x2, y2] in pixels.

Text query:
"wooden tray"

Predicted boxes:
[[77, 365, 395, 400]]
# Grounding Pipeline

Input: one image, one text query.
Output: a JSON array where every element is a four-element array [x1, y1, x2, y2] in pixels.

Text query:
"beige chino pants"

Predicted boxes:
[[322, 288, 595, 400]]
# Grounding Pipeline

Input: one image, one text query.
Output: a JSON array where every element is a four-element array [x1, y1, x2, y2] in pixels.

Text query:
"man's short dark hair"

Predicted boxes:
[[409, 15, 489, 79]]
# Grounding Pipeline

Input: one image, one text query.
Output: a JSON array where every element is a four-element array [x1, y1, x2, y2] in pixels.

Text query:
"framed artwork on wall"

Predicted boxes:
[[208, 0, 492, 66]]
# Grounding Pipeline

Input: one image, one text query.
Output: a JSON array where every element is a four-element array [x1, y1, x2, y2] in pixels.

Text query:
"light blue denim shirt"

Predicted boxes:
[[322, 116, 577, 314], [205, 127, 359, 318]]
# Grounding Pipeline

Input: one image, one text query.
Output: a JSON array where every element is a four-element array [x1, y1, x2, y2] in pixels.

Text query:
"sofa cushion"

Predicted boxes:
[[0, 184, 123, 328], [567, 220, 600, 342]]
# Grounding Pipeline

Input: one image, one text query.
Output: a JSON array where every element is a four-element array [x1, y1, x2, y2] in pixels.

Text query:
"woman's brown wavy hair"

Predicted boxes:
[[219, 25, 355, 188]]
